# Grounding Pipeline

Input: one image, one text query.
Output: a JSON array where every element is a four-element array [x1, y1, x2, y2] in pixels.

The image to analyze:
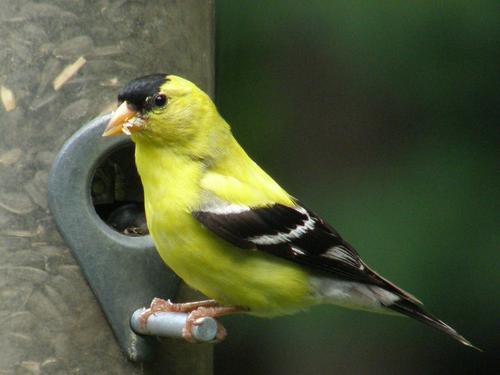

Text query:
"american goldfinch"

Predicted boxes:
[[103, 74, 477, 349]]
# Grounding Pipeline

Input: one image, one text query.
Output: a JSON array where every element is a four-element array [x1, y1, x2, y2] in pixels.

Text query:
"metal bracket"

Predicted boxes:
[[48, 115, 180, 362]]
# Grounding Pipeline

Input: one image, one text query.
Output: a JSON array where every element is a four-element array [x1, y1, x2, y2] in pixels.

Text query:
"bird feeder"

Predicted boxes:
[[0, 1, 214, 374]]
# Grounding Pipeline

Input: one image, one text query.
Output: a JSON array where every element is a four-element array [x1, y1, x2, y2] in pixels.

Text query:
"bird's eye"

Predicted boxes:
[[153, 94, 167, 107]]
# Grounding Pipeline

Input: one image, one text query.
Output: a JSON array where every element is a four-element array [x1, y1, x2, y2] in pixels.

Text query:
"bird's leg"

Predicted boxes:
[[150, 297, 220, 312], [183, 306, 244, 343], [138, 298, 219, 328]]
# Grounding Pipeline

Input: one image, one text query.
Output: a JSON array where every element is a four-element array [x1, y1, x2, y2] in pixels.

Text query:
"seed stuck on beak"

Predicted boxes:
[[102, 101, 144, 137]]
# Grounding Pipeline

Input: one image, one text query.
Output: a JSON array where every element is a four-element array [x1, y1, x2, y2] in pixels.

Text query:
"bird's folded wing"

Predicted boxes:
[[193, 197, 395, 291], [194, 173, 421, 303]]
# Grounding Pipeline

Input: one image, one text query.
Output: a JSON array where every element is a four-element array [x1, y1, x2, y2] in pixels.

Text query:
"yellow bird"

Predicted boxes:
[[103, 74, 477, 348]]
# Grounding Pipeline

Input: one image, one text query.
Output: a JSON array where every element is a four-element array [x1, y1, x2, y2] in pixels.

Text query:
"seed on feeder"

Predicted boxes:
[[52, 56, 86, 91], [1, 85, 16, 112]]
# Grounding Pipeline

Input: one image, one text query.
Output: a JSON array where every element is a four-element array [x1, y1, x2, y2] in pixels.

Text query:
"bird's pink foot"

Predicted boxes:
[[182, 306, 243, 343], [138, 298, 219, 329]]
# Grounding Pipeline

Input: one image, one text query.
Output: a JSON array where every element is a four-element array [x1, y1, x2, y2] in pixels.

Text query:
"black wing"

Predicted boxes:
[[193, 202, 418, 301]]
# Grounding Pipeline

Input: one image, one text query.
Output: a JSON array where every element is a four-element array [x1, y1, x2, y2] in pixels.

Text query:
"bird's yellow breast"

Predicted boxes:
[[134, 142, 315, 316]]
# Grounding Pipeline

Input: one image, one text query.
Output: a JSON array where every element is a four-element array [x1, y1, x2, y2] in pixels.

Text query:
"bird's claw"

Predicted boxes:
[[137, 298, 176, 329], [182, 307, 228, 343]]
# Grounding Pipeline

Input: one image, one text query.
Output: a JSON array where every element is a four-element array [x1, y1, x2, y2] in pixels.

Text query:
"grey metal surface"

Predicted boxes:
[[0, 0, 214, 373], [48, 115, 180, 361], [130, 309, 218, 343]]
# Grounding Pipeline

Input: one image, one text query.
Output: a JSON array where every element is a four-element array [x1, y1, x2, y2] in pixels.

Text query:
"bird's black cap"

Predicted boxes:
[[117, 73, 168, 112]]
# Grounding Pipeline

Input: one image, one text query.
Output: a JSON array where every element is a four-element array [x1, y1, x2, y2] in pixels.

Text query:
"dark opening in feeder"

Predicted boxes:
[[90, 144, 148, 236]]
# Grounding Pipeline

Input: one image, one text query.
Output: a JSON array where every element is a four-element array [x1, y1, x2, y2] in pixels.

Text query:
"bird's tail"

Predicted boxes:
[[385, 298, 481, 351]]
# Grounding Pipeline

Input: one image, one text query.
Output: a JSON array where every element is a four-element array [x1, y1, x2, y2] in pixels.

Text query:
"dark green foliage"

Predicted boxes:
[[215, 1, 498, 374]]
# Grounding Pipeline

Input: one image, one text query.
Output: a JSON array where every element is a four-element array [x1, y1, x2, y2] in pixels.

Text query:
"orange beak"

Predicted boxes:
[[102, 101, 141, 137]]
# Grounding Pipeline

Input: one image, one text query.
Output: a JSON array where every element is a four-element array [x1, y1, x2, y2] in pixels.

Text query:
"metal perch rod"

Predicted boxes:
[[130, 309, 218, 343]]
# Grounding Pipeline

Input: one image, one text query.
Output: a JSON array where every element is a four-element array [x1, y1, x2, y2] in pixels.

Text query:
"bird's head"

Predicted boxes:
[[103, 74, 225, 150]]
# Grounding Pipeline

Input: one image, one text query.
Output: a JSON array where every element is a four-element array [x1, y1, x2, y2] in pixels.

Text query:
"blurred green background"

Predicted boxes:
[[214, 1, 498, 374]]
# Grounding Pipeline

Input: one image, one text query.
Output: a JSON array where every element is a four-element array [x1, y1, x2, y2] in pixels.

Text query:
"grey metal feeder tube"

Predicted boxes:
[[0, 0, 214, 374]]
